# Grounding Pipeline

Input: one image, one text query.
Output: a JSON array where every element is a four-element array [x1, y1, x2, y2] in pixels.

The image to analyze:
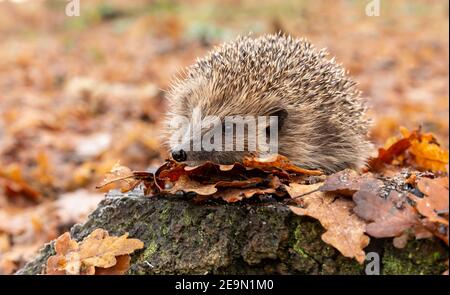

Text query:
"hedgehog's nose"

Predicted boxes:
[[171, 149, 187, 162]]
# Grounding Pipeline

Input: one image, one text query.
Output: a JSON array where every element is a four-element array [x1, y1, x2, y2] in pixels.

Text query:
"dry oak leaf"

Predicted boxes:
[[0, 164, 41, 201], [207, 187, 276, 203], [45, 232, 80, 275], [243, 154, 322, 175], [96, 163, 153, 193], [182, 160, 289, 181], [95, 255, 131, 275], [406, 131, 449, 173], [320, 169, 373, 197], [369, 134, 414, 171], [96, 163, 139, 192], [287, 183, 370, 264], [155, 159, 287, 202], [214, 177, 265, 189], [421, 218, 449, 246], [45, 229, 144, 275], [353, 179, 424, 238], [163, 174, 218, 196], [78, 229, 143, 273], [370, 127, 449, 173], [413, 177, 449, 225]]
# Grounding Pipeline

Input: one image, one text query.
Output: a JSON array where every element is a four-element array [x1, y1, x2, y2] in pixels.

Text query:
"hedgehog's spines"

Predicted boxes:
[[164, 34, 373, 173]]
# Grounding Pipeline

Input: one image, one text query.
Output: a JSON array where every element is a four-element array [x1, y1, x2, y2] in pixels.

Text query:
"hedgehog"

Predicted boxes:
[[163, 34, 373, 173]]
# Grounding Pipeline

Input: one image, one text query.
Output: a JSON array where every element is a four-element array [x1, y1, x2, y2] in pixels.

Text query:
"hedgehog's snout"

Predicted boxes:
[[171, 149, 187, 162]]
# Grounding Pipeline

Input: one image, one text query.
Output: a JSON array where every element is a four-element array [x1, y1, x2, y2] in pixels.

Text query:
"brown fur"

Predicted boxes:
[[163, 34, 374, 173]]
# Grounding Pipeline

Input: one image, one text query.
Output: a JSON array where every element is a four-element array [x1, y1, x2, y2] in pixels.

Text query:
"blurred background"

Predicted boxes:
[[0, 0, 448, 274]]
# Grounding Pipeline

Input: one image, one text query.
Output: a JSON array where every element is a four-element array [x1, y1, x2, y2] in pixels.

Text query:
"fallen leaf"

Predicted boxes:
[[412, 177, 449, 225], [288, 183, 370, 264], [95, 163, 140, 192], [369, 137, 413, 170], [78, 229, 143, 273], [45, 229, 144, 275], [32, 150, 54, 187], [45, 232, 79, 275], [421, 218, 449, 245], [96, 163, 153, 193], [0, 164, 41, 201], [285, 182, 320, 202], [207, 187, 276, 203], [353, 179, 423, 238], [319, 169, 371, 196], [0, 177, 41, 201], [152, 159, 290, 202], [214, 177, 264, 189], [408, 133, 449, 173], [369, 127, 449, 173], [243, 154, 322, 175], [95, 255, 131, 275], [163, 174, 217, 196]]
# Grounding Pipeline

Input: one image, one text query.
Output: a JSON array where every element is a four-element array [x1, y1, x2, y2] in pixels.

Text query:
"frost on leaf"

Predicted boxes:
[[353, 179, 422, 238], [320, 168, 448, 247]]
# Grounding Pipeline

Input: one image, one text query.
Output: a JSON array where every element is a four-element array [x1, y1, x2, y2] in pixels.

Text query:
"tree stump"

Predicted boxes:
[[17, 190, 448, 275]]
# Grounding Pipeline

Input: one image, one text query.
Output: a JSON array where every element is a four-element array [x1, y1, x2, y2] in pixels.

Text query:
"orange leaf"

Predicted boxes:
[[413, 177, 449, 225], [45, 229, 144, 275], [95, 255, 131, 275], [369, 127, 449, 173], [409, 137, 449, 173], [243, 154, 322, 175]]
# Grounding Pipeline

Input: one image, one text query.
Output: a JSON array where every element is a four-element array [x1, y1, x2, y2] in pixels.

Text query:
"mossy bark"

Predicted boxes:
[[17, 191, 448, 275]]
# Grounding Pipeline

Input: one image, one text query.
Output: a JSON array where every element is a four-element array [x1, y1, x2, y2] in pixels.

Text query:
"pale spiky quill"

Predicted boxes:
[[163, 34, 373, 173]]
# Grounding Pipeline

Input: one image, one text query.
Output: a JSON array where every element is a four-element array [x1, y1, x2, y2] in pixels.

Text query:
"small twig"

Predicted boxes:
[[283, 188, 320, 205]]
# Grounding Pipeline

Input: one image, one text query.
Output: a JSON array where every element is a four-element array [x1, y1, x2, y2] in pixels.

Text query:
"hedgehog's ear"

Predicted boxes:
[[269, 109, 288, 130]]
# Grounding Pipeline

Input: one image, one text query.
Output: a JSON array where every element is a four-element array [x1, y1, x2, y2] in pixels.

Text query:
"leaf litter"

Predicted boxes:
[[96, 130, 449, 264]]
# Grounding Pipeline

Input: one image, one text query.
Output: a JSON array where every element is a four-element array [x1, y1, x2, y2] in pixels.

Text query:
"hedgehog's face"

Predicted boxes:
[[166, 105, 259, 165], [164, 78, 288, 166], [169, 121, 257, 166]]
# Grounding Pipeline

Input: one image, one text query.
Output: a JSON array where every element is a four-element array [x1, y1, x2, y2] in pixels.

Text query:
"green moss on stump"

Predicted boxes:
[[383, 239, 448, 275]]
